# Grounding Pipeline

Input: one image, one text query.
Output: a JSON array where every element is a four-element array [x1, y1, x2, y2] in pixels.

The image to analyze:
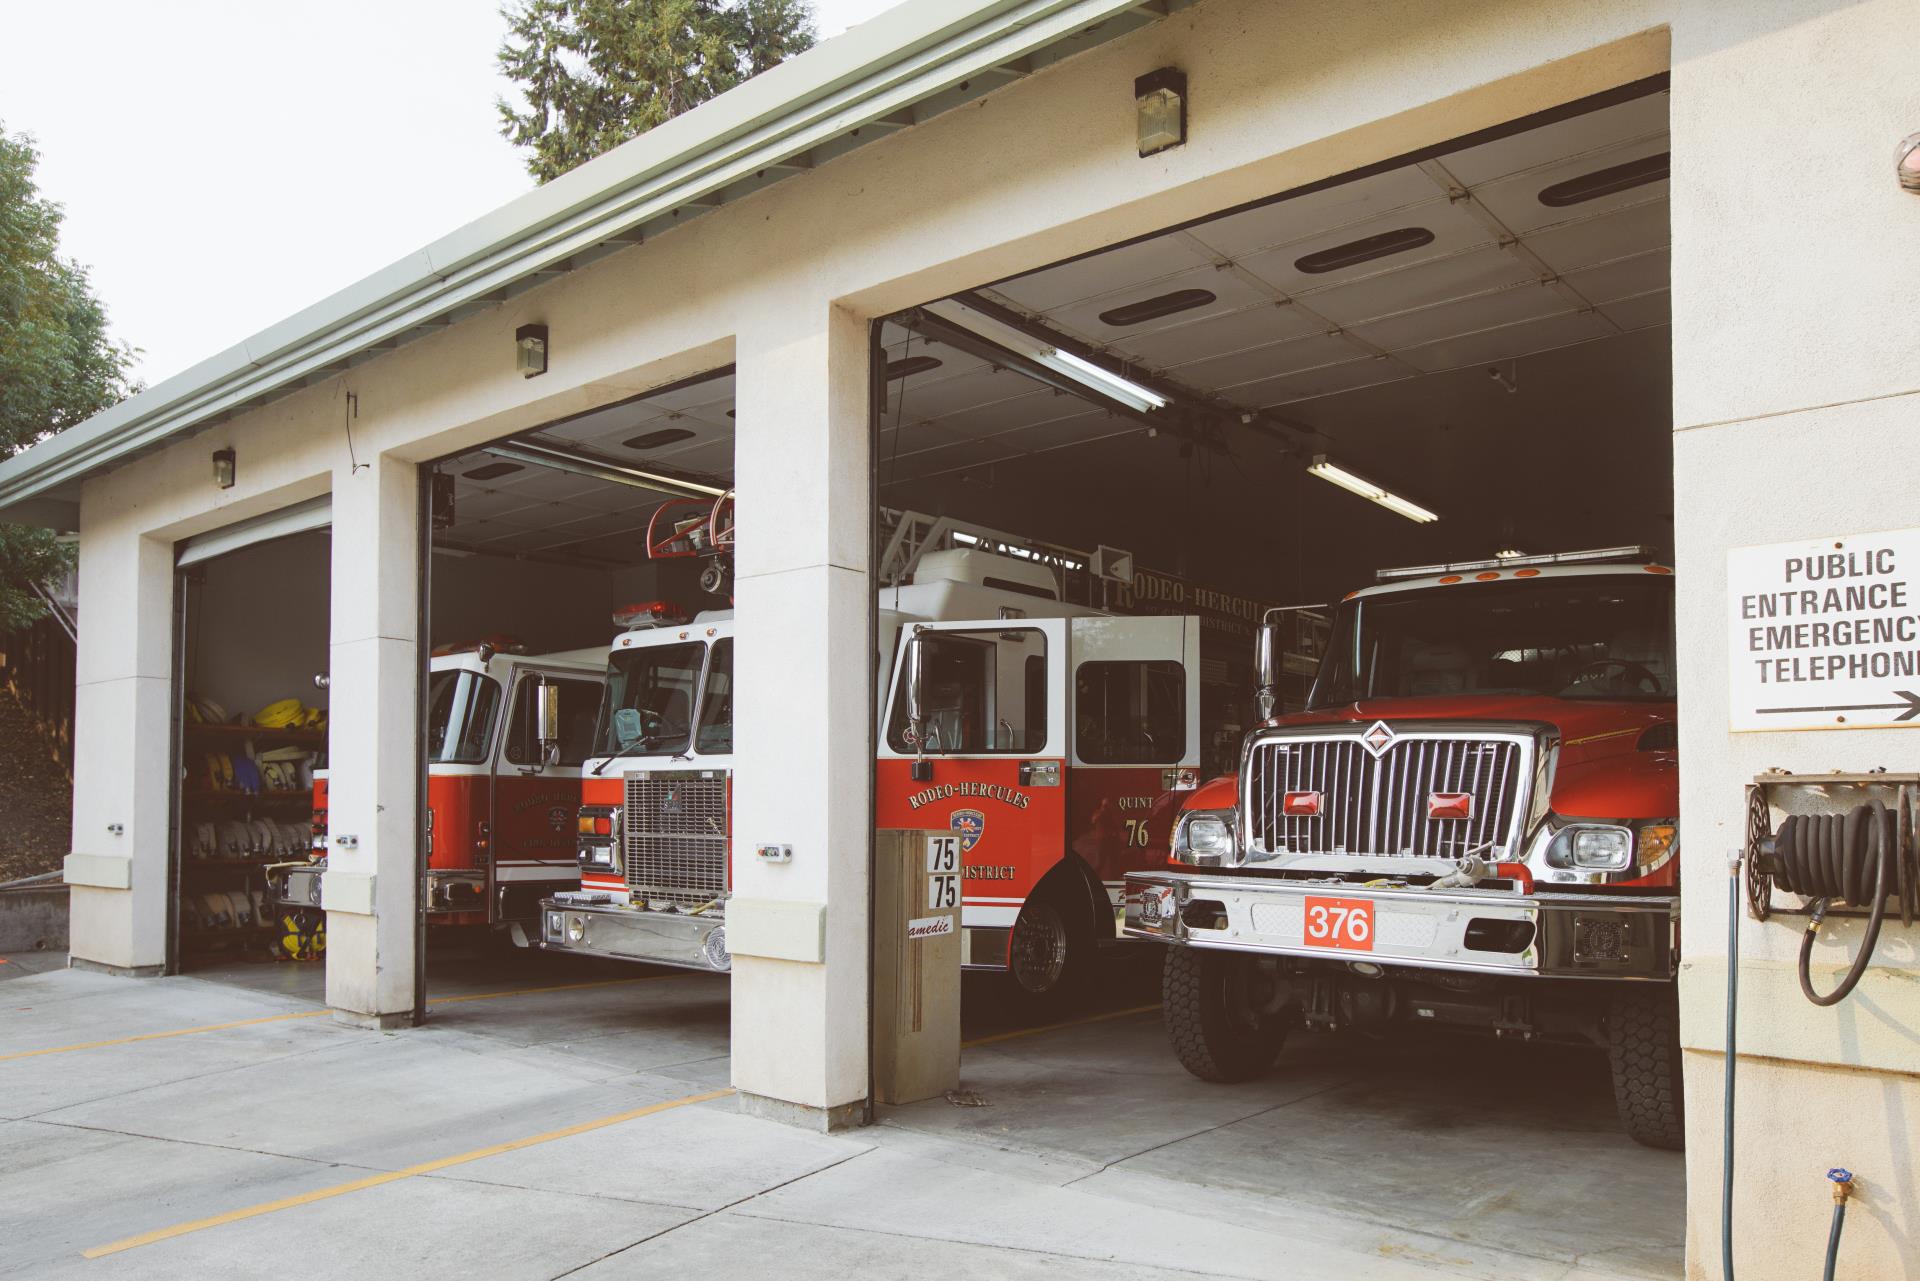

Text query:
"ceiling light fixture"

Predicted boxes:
[[1308, 454, 1439, 524], [921, 299, 1167, 413], [1898, 133, 1920, 193]]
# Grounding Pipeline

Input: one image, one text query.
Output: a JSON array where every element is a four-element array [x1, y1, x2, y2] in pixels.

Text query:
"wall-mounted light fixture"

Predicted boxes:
[[516, 323, 549, 377], [1308, 454, 1438, 524], [1135, 67, 1187, 158], [1898, 133, 1920, 193], [212, 447, 236, 490]]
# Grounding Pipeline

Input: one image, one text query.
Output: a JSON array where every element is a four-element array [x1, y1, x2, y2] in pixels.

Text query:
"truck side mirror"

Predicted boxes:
[[902, 626, 933, 775], [1254, 620, 1282, 720], [535, 678, 561, 766]]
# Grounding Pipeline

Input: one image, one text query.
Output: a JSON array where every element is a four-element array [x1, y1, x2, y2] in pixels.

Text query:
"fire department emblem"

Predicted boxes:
[[950, 809, 985, 853], [1361, 720, 1396, 759], [547, 806, 569, 833]]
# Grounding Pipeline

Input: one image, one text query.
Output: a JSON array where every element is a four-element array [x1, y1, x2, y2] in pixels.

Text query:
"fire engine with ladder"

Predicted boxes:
[[540, 498, 1202, 1000]]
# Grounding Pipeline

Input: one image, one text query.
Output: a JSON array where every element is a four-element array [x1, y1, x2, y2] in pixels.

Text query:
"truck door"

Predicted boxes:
[[492, 667, 602, 920], [875, 618, 1067, 939], [1066, 616, 1202, 917]]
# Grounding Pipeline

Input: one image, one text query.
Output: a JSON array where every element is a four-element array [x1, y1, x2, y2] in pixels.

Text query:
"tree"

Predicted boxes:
[[0, 126, 137, 631], [498, 0, 817, 184]]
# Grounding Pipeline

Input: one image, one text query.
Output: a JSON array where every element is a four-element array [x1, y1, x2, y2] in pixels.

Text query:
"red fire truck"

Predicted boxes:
[[1127, 550, 1684, 1148], [542, 512, 1201, 1000], [282, 645, 606, 940]]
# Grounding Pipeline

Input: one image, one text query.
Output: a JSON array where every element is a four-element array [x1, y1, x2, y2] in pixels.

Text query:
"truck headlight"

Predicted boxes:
[[1174, 810, 1236, 866], [1548, 824, 1634, 871]]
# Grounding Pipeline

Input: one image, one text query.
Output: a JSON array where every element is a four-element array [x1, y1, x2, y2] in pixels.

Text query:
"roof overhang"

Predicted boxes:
[[0, 0, 1178, 530]]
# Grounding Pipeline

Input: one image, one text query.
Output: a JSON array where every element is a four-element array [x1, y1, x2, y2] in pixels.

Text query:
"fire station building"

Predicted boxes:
[[1, 2, 1915, 1277]]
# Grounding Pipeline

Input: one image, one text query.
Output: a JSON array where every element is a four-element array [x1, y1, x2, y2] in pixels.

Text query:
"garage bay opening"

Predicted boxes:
[[867, 76, 1680, 1267]]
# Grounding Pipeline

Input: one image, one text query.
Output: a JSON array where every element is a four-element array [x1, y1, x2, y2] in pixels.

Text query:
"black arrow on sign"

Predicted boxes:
[[1756, 690, 1920, 721]]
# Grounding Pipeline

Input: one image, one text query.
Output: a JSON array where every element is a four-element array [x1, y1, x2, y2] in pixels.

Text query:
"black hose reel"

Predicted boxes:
[[1744, 779, 1920, 1005]]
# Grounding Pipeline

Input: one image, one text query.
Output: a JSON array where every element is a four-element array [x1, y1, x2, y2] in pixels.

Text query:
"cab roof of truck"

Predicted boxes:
[[1347, 561, 1674, 601]]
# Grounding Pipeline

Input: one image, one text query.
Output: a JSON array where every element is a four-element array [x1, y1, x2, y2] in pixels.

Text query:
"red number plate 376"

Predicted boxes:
[[1302, 896, 1375, 951]]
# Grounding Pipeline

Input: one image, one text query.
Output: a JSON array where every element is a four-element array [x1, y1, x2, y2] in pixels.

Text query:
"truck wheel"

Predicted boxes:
[[1008, 891, 1089, 1008], [1606, 987, 1685, 1150], [1162, 946, 1289, 1082]]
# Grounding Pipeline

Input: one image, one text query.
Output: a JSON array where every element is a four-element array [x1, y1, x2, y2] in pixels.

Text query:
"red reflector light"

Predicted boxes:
[[1428, 792, 1473, 820], [1282, 791, 1322, 816]]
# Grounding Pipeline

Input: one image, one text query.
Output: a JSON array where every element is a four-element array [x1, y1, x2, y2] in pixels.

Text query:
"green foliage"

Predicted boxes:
[[0, 125, 135, 630], [498, 0, 817, 183]]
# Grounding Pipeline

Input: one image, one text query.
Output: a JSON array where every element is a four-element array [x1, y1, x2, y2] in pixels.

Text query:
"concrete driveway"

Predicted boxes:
[[0, 945, 1682, 1280]]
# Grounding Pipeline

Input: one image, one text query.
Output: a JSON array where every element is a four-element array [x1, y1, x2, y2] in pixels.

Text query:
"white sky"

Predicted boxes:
[[0, 0, 902, 387]]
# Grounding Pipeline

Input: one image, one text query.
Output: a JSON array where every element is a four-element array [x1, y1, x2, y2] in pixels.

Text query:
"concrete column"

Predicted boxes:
[[323, 453, 421, 1027], [64, 511, 173, 975], [727, 300, 873, 1129]]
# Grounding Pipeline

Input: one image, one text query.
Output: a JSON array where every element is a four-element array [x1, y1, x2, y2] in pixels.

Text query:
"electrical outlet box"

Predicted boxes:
[[755, 843, 792, 863]]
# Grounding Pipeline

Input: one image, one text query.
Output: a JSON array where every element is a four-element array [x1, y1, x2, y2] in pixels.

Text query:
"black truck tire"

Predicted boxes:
[[1606, 986, 1686, 1150], [1163, 945, 1289, 1082], [1007, 888, 1093, 1012]]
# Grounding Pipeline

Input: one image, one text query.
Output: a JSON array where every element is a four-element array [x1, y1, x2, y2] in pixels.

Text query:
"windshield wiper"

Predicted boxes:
[[589, 734, 689, 775]]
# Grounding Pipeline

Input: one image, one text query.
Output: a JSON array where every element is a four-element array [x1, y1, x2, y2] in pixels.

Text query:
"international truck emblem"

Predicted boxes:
[[951, 809, 985, 852], [661, 786, 685, 817], [1362, 720, 1396, 758]]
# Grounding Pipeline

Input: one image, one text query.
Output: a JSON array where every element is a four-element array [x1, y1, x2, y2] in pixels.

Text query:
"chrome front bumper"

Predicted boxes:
[[538, 895, 731, 972], [1124, 871, 1675, 981]]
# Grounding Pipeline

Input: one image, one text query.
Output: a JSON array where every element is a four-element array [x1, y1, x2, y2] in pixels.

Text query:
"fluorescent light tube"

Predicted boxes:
[[1308, 455, 1438, 524], [923, 299, 1168, 413]]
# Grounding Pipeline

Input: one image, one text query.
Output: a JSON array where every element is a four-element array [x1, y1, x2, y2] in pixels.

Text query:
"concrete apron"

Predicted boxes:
[[0, 956, 1681, 1280]]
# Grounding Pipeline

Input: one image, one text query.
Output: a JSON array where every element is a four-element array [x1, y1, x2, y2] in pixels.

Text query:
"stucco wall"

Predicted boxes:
[[58, 0, 1919, 1269]]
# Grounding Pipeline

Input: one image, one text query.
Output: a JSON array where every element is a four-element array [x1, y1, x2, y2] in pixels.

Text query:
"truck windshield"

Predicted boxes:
[[426, 670, 502, 763], [594, 641, 704, 759], [1309, 575, 1676, 707]]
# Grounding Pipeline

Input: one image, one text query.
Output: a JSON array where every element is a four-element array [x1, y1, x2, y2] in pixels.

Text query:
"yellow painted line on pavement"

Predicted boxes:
[[962, 1002, 1161, 1048], [83, 1087, 735, 1258], [0, 1009, 333, 1062], [3, 973, 691, 1062]]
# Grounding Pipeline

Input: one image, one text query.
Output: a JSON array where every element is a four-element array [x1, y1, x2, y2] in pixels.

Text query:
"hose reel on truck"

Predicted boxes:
[[1723, 772, 1920, 1280]]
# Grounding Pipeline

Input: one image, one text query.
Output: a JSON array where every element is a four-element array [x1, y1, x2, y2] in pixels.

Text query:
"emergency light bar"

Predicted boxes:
[[1307, 455, 1438, 524], [1375, 545, 1659, 581]]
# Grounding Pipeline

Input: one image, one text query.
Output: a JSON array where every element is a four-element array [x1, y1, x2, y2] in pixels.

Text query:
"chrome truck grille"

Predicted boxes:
[[1245, 728, 1533, 862], [624, 772, 728, 909]]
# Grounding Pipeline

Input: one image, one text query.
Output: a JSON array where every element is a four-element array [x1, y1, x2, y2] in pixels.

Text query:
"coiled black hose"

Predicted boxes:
[[1769, 802, 1892, 1006]]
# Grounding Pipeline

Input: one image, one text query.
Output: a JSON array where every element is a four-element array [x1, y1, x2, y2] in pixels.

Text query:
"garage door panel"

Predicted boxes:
[[1599, 290, 1671, 331], [1169, 332, 1362, 390], [1524, 199, 1669, 275], [911, 390, 1105, 441], [1562, 248, 1669, 305], [1395, 309, 1613, 373], [884, 437, 1010, 481], [1108, 300, 1324, 369], [1186, 167, 1443, 261], [1472, 135, 1670, 235], [1304, 248, 1539, 327], [1047, 265, 1271, 343], [642, 373, 736, 413], [1439, 92, 1668, 189], [1237, 200, 1495, 299], [1350, 282, 1573, 352], [991, 236, 1212, 313], [894, 365, 1042, 421], [1235, 356, 1409, 407], [983, 415, 1137, 455]]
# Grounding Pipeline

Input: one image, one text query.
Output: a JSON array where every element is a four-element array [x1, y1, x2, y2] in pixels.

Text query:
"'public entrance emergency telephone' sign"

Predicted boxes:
[[1728, 527, 1920, 731]]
